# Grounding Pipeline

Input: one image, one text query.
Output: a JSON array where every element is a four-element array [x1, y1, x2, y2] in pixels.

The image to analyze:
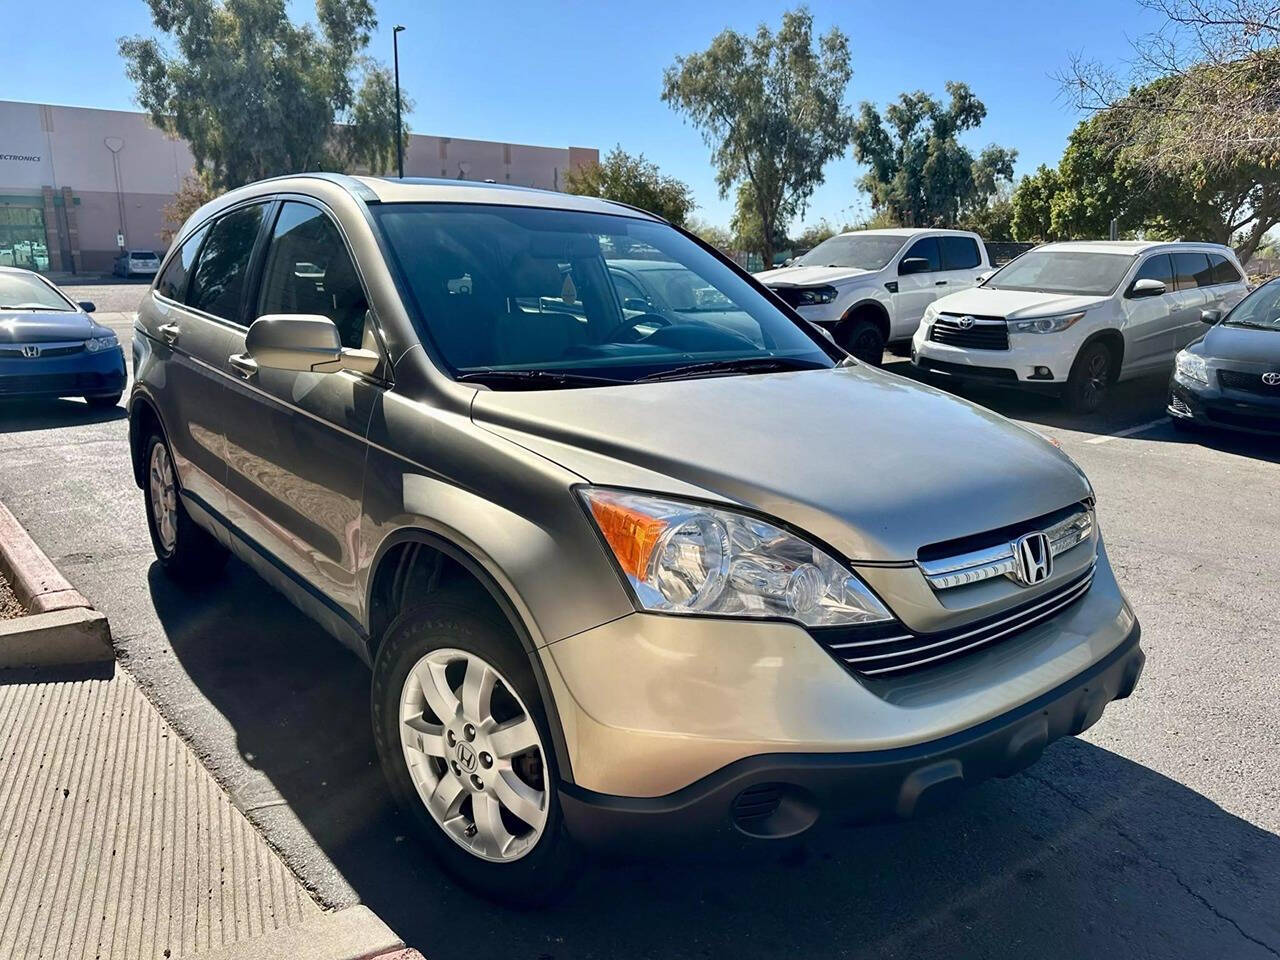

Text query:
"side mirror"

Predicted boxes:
[[1129, 278, 1166, 298], [898, 257, 931, 276], [622, 297, 650, 312], [1201, 308, 1222, 324], [232, 314, 379, 377], [78, 300, 96, 313]]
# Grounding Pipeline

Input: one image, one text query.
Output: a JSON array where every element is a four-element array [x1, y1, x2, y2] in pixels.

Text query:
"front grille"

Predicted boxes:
[[1218, 369, 1280, 396], [814, 564, 1096, 677], [0, 372, 111, 396], [930, 315, 1009, 350], [732, 783, 783, 826], [0, 343, 85, 358], [915, 357, 1018, 382]]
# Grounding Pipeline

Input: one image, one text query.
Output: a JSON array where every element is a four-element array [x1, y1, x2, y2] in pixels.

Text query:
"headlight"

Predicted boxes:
[[85, 334, 119, 353], [579, 487, 892, 627], [1175, 349, 1208, 385], [921, 302, 939, 327], [792, 285, 838, 306], [1008, 312, 1085, 334]]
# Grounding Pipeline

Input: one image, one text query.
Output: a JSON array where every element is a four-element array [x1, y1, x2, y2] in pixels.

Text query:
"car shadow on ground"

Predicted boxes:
[[0, 399, 126, 434], [883, 357, 1280, 463], [147, 561, 1280, 960]]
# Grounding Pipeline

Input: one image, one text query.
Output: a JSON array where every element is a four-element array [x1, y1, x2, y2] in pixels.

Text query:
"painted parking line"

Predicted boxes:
[[1083, 417, 1169, 445]]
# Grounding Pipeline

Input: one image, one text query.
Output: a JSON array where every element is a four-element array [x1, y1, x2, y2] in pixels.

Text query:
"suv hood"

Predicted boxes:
[[0, 311, 97, 343], [757, 265, 877, 287], [935, 287, 1108, 319], [472, 366, 1090, 562]]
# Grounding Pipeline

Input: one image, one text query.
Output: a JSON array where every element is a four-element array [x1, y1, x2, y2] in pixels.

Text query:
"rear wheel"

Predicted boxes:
[[840, 318, 885, 365], [143, 432, 228, 580], [371, 594, 579, 905], [1064, 342, 1115, 414]]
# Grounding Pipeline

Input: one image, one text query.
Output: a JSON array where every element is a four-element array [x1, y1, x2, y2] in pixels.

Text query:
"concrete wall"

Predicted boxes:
[[0, 99, 597, 275]]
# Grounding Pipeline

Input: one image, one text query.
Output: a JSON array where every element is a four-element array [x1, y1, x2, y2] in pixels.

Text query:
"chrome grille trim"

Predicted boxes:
[[918, 507, 1094, 590], [832, 564, 1096, 677]]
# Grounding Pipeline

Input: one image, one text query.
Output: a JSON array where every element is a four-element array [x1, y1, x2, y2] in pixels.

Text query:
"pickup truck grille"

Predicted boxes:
[[813, 563, 1095, 677], [930, 315, 1009, 351]]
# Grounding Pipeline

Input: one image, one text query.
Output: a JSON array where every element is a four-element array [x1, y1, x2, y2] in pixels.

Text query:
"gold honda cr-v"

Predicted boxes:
[[127, 173, 1143, 903]]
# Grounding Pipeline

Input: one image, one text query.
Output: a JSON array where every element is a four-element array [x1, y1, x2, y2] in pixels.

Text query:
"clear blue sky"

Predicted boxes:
[[5, 0, 1163, 229]]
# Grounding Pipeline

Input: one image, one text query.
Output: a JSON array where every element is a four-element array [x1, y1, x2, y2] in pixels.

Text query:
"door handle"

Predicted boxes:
[[158, 322, 180, 344], [228, 353, 259, 379], [935, 280, 948, 286]]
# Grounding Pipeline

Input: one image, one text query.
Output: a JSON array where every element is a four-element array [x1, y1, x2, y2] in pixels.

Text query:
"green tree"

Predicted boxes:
[[663, 8, 854, 269], [851, 82, 1017, 228], [564, 146, 695, 226], [339, 64, 413, 176], [729, 181, 792, 263], [120, 0, 405, 190], [958, 183, 1015, 241], [1010, 165, 1062, 242], [685, 217, 734, 252]]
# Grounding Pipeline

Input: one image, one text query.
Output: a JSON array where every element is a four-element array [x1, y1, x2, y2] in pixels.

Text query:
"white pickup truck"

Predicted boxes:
[[757, 228, 991, 363]]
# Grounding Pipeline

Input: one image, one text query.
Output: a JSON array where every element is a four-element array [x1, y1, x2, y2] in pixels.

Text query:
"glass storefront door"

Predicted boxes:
[[0, 205, 49, 272]]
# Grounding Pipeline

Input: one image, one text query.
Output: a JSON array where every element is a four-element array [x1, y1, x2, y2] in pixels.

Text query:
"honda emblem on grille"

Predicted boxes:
[[1011, 532, 1053, 586], [1263, 372, 1280, 386], [20, 345, 40, 358], [957, 315, 976, 330]]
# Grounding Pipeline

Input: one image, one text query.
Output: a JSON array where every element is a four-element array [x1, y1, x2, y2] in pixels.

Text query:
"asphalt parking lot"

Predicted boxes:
[[1, 283, 1277, 959]]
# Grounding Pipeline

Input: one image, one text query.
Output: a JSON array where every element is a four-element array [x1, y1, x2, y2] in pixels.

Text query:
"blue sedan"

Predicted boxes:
[[0, 267, 126, 407]]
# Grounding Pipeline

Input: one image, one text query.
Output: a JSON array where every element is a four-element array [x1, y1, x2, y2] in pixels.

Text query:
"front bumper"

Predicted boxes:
[[1169, 373, 1280, 434], [0, 347, 126, 399], [560, 622, 1143, 848], [911, 323, 1082, 387]]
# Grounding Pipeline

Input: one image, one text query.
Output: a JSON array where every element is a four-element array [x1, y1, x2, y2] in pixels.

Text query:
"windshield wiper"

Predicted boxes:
[[638, 356, 830, 382], [0, 304, 64, 311], [454, 369, 628, 389]]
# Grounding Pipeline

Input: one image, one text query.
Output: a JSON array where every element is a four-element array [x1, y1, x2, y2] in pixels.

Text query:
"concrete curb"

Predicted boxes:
[[0, 499, 112, 665], [178, 905, 409, 960]]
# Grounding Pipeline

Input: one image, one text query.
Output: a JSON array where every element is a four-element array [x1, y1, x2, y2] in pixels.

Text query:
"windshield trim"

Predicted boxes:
[[371, 201, 845, 388], [983, 251, 1137, 298]]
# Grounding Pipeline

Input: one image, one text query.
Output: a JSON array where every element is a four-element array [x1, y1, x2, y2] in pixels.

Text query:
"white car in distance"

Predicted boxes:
[[910, 241, 1249, 412], [758, 228, 991, 363]]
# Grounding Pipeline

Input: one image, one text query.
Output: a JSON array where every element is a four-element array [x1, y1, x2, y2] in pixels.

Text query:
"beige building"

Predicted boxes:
[[0, 99, 597, 274]]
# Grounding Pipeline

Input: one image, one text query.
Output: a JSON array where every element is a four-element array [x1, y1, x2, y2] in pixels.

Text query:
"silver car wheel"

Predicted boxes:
[[148, 442, 178, 554], [399, 647, 549, 863]]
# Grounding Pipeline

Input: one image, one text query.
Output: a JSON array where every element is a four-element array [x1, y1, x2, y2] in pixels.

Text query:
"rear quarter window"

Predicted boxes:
[[1209, 253, 1242, 285], [155, 225, 209, 302]]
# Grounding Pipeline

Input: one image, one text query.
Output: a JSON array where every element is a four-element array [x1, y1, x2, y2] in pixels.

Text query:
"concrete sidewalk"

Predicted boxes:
[[0, 665, 408, 960]]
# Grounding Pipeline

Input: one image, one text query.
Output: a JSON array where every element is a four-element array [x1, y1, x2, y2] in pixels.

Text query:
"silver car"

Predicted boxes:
[[127, 174, 1144, 903]]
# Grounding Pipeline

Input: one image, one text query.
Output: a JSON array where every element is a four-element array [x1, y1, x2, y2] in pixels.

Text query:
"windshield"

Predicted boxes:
[[793, 234, 906, 270], [0, 272, 75, 311], [1224, 279, 1280, 330], [986, 250, 1135, 296], [373, 203, 836, 386]]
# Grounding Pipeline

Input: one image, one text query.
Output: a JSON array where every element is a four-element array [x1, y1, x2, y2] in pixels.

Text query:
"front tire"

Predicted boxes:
[[371, 594, 579, 905], [143, 432, 228, 581], [840, 318, 886, 366], [1064, 341, 1115, 414]]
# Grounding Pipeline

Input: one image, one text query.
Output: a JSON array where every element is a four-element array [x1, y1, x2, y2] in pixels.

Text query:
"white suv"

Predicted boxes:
[[911, 241, 1249, 412], [758, 228, 991, 363]]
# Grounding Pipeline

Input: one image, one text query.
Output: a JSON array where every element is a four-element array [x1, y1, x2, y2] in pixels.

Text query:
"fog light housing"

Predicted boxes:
[[1029, 366, 1053, 380]]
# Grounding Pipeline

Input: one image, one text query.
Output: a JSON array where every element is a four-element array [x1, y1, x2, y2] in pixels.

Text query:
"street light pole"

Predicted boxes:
[[393, 25, 405, 179]]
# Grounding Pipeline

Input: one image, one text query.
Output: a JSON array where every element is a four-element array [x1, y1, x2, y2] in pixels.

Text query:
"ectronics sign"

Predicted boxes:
[[0, 153, 41, 162]]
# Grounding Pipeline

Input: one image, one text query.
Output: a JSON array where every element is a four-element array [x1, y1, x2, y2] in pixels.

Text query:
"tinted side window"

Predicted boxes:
[[940, 236, 981, 270], [1209, 253, 1242, 285], [900, 237, 940, 273], [257, 202, 369, 349], [1129, 253, 1174, 295], [1172, 252, 1212, 291], [155, 224, 209, 302], [187, 203, 267, 322]]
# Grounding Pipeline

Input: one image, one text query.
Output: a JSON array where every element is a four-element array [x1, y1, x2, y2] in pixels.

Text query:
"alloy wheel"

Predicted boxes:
[[1082, 351, 1110, 407], [398, 647, 549, 863], [148, 442, 178, 554]]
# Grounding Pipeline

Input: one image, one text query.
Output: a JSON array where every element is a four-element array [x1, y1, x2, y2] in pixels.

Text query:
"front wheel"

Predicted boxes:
[[1064, 342, 1115, 414], [840, 319, 885, 365], [371, 595, 579, 905]]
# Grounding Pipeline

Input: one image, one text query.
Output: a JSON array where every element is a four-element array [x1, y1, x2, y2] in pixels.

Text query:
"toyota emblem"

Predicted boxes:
[[1263, 372, 1280, 386], [957, 316, 976, 330], [20, 344, 40, 358]]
